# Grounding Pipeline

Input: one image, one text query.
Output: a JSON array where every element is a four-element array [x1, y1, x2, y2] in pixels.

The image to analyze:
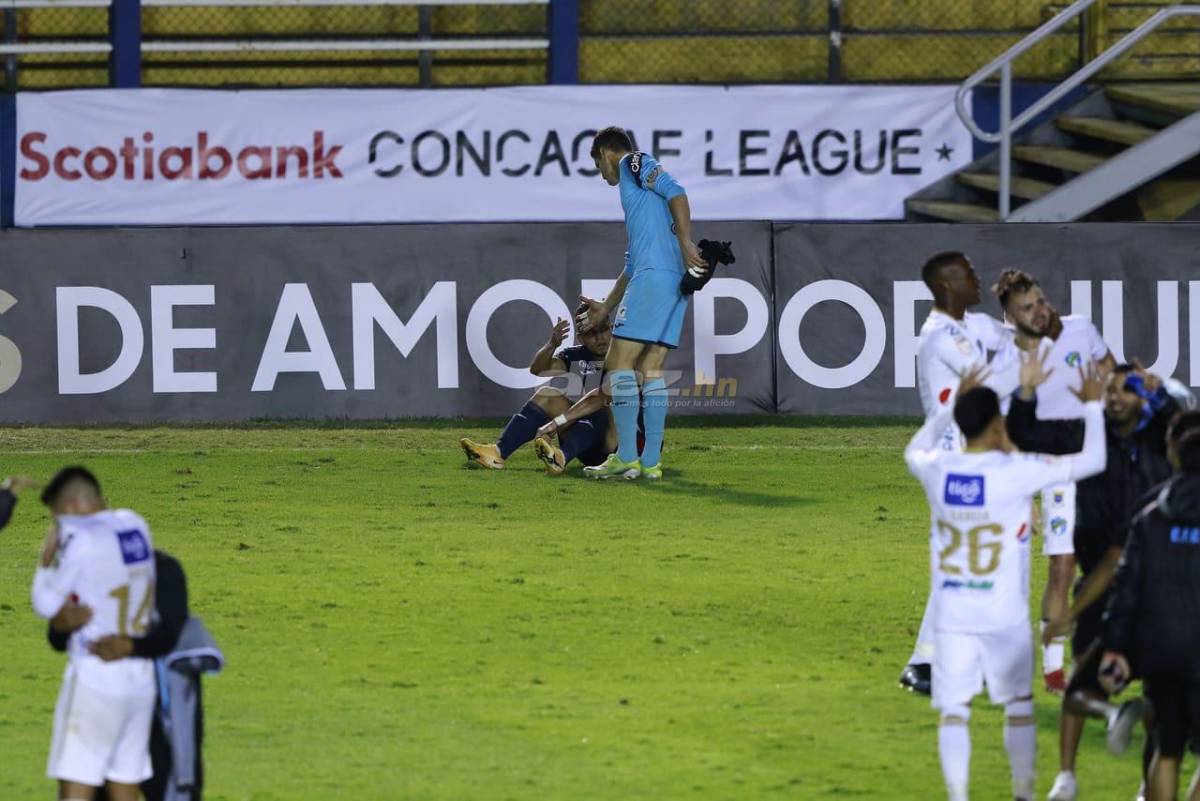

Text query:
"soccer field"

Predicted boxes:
[[0, 421, 1162, 800]]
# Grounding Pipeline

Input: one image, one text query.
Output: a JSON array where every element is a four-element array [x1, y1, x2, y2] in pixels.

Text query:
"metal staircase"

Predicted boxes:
[[906, 1, 1200, 222]]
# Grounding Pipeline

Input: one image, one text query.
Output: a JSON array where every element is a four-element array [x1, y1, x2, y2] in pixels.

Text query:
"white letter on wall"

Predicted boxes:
[[779, 280, 886, 390], [466, 280, 571, 389], [892, 281, 932, 389], [151, 285, 217, 393], [251, 284, 345, 392], [692, 278, 768, 383], [352, 282, 458, 390], [57, 287, 143, 395]]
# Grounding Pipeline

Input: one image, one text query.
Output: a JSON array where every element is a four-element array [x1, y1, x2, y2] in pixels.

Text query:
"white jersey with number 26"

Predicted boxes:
[[904, 403, 1106, 633], [32, 509, 157, 695]]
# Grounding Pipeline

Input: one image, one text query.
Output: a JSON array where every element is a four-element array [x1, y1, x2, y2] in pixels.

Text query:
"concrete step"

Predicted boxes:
[[957, 172, 1057, 200], [1056, 116, 1157, 146], [1012, 145, 1105, 173], [906, 199, 1001, 223], [1106, 83, 1200, 118]]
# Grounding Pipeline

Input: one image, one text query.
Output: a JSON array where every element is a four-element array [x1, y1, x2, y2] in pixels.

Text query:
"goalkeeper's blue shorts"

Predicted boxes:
[[612, 267, 688, 349]]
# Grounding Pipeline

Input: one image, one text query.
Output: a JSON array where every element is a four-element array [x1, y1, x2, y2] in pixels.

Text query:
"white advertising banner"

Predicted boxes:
[[15, 86, 971, 226]]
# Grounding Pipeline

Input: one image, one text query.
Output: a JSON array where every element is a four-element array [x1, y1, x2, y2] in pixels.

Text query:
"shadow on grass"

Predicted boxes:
[[636, 468, 815, 508]]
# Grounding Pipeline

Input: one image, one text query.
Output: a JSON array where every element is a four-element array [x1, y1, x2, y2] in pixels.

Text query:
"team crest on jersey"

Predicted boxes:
[[1050, 517, 1068, 536], [1065, 351, 1082, 368], [117, 529, 150, 564], [944, 474, 985, 506]]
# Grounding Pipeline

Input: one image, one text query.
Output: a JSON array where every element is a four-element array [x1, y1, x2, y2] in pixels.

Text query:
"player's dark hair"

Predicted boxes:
[[590, 127, 634, 160], [991, 268, 1038, 311], [41, 466, 101, 507], [954, 387, 1001, 440], [1168, 411, 1200, 473], [921, 251, 969, 292]]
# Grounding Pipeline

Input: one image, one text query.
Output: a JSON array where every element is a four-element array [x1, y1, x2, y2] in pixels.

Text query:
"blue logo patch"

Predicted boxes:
[[944, 474, 985, 507], [1170, 526, 1200, 545], [1050, 517, 1068, 536], [116, 529, 150, 564], [1065, 351, 1082, 368]]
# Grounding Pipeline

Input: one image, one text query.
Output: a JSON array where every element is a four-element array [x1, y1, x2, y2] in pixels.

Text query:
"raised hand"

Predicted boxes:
[[1068, 361, 1103, 404], [958, 362, 992, 396], [1019, 347, 1054, 395], [575, 296, 607, 334], [547, 317, 569, 349]]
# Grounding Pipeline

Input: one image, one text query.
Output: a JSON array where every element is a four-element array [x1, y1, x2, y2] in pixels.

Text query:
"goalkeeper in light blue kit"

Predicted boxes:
[[577, 126, 709, 480]]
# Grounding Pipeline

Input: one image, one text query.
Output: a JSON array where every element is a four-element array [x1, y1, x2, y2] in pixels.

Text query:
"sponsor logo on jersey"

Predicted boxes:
[[117, 529, 150, 564], [944, 474, 985, 506], [938, 387, 952, 405], [1050, 516, 1068, 536], [1170, 526, 1200, 545], [1065, 351, 1082, 368], [1016, 522, 1029, 542], [941, 578, 996, 591]]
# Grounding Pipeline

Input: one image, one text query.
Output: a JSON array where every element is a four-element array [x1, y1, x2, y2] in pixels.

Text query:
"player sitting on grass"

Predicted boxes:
[[905, 360, 1106, 801], [575, 126, 709, 481], [459, 307, 611, 469]]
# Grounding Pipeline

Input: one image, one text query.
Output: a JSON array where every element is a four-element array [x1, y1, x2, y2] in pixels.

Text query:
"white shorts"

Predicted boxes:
[[932, 622, 1034, 711], [1040, 482, 1076, 557], [47, 667, 155, 787]]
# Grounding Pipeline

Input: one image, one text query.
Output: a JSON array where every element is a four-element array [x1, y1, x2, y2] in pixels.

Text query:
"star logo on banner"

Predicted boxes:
[[936, 143, 955, 161]]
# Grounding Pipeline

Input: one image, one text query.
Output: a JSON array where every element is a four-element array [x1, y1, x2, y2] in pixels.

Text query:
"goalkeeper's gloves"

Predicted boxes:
[[680, 239, 736, 296]]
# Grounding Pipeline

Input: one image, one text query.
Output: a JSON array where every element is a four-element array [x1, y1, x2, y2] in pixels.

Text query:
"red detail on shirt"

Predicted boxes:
[[1016, 523, 1028, 542], [938, 388, 952, 405]]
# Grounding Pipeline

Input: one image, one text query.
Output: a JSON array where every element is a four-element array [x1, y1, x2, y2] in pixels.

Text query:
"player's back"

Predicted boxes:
[[618, 152, 683, 276], [57, 509, 157, 693], [917, 450, 1052, 633]]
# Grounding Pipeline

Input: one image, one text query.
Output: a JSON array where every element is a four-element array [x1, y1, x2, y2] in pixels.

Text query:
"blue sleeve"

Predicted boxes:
[[641, 154, 685, 201]]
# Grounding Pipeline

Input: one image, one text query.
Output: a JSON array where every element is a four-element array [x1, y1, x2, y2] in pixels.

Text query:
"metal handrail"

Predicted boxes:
[[955, 0, 1200, 219]]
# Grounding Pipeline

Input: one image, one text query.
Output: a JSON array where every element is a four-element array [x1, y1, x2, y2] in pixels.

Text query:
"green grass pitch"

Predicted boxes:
[[0, 420, 1177, 800]]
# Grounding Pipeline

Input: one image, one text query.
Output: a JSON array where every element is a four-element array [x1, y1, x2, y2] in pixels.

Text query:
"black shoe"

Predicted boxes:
[[899, 663, 932, 695]]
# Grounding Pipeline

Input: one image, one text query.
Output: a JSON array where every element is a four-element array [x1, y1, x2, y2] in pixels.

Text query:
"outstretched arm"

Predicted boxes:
[[536, 387, 609, 440]]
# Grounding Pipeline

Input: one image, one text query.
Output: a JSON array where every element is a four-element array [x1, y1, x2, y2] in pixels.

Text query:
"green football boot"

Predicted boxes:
[[583, 453, 641, 480], [640, 463, 663, 480]]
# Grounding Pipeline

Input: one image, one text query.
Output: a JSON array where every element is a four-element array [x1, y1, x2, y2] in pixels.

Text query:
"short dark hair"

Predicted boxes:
[[590, 126, 633, 160], [41, 466, 101, 507], [921, 251, 969, 292], [954, 387, 1001, 440], [991, 268, 1038, 310], [1169, 410, 1200, 472]]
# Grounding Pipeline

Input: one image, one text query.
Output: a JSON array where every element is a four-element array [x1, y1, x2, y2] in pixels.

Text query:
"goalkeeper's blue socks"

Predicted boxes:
[[560, 415, 604, 463], [640, 377, 668, 468], [610, 369, 641, 463], [497, 400, 549, 459]]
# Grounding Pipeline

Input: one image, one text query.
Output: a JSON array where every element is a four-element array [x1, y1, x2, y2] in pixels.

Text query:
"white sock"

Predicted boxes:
[[1004, 718, 1036, 798], [939, 721, 970, 800]]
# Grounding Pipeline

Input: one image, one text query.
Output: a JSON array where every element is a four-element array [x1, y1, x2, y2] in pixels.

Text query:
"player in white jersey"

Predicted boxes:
[[902, 252, 1017, 695], [31, 467, 157, 801], [906, 362, 1106, 801], [987, 270, 1116, 701]]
